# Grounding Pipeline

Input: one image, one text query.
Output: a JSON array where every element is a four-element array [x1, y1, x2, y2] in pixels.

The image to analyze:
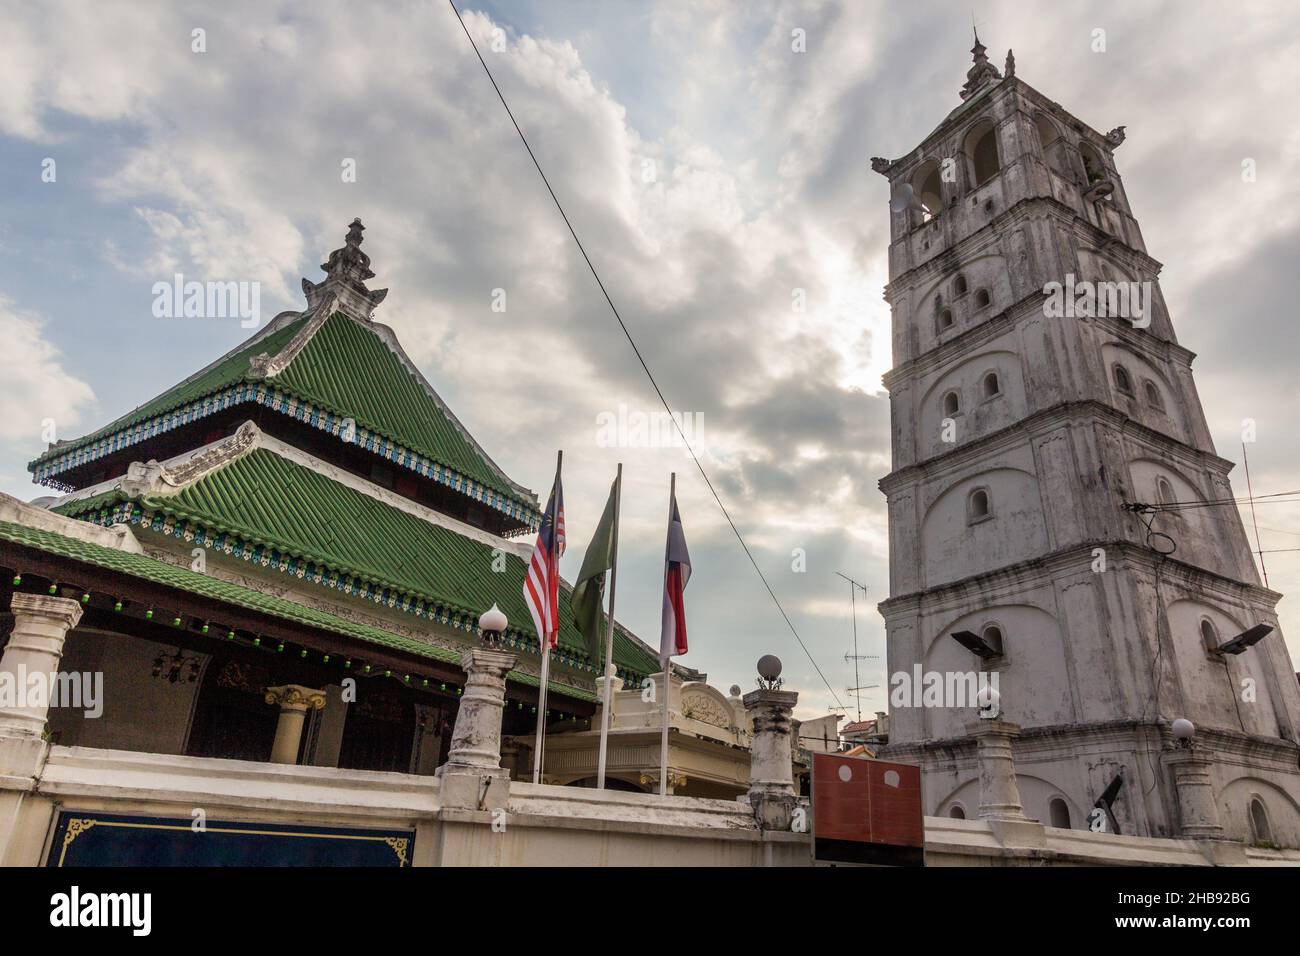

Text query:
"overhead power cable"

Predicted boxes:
[[447, 0, 846, 711], [1141, 488, 1300, 513]]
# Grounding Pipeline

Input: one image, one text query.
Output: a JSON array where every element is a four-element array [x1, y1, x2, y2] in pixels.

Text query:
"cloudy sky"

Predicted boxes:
[[1, 0, 1298, 718]]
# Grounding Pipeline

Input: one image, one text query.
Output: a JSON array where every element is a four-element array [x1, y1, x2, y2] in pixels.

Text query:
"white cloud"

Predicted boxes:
[[2, 0, 1298, 701], [0, 297, 95, 444]]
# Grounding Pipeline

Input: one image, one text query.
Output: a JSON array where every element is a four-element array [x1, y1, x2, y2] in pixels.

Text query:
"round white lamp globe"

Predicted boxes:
[[478, 603, 508, 635]]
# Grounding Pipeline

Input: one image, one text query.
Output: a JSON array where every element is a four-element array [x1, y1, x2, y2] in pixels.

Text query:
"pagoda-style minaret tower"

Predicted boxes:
[[873, 38, 1300, 843]]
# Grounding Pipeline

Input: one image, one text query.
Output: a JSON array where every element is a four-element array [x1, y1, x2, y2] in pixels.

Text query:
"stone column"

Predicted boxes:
[[437, 646, 516, 779], [743, 687, 799, 830], [967, 719, 1028, 821], [264, 685, 326, 764], [0, 594, 83, 739], [1165, 747, 1225, 839]]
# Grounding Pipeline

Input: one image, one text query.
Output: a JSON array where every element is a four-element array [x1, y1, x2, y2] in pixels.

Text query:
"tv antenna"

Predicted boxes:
[[836, 571, 878, 723]]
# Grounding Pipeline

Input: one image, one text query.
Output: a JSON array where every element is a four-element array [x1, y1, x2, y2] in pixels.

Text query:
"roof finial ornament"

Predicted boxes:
[[960, 27, 1003, 101], [301, 217, 389, 321], [1004, 48, 1015, 78], [345, 216, 365, 250]]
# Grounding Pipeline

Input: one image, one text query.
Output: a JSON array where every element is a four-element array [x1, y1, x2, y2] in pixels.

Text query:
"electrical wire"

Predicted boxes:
[[1241, 441, 1268, 587], [1140, 489, 1300, 513], [447, 0, 846, 711]]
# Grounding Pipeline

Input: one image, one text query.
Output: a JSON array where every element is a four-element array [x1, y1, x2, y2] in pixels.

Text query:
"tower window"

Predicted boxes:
[[1080, 143, 1107, 186], [1113, 364, 1134, 394], [949, 804, 966, 819], [1249, 798, 1273, 844], [1034, 113, 1065, 175], [968, 120, 1001, 187], [981, 624, 1004, 655], [1158, 477, 1177, 506], [1049, 798, 1072, 829], [913, 161, 944, 222], [1143, 380, 1165, 411], [983, 371, 1002, 398], [974, 288, 991, 309], [967, 488, 991, 522], [937, 309, 954, 333], [954, 275, 968, 296], [1199, 618, 1219, 653], [943, 391, 961, 416]]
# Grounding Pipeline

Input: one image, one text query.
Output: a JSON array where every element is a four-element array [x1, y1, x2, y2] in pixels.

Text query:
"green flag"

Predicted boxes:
[[570, 477, 619, 664]]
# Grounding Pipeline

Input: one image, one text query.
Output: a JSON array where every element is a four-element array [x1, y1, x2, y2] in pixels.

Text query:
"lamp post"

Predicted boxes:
[[436, 603, 517, 782], [1164, 716, 1225, 839], [744, 655, 799, 830]]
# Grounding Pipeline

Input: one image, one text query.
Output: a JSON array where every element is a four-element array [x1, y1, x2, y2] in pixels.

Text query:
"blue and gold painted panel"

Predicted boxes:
[[46, 811, 412, 867]]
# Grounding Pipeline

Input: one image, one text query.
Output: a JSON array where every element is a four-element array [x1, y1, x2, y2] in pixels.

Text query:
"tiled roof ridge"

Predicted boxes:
[[354, 315, 535, 501], [247, 302, 332, 380]]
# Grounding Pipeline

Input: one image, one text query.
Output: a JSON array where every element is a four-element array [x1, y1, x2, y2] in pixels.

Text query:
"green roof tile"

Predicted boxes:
[[31, 312, 536, 520], [68, 448, 658, 679], [268, 314, 511, 495]]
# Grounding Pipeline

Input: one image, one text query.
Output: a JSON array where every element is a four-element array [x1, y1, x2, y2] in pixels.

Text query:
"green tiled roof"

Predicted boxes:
[[0, 518, 454, 662], [0, 518, 596, 703], [58, 448, 659, 680], [32, 317, 309, 463], [29, 312, 536, 519], [267, 314, 507, 494]]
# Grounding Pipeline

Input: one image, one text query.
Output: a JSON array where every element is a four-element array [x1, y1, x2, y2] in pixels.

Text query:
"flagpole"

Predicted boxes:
[[533, 644, 550, 784], [532, 449, 561, 785], [596, 463, 622, 790], [659, 471, 675, 797]]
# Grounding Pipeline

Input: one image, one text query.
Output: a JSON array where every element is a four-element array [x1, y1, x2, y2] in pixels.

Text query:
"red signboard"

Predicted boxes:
[[811, 753, 924, 866]]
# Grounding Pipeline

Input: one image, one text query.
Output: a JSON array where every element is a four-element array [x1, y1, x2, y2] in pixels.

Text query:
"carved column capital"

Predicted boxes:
[[264, 685, 326, 765], [10, 593, 84, 632], [0, 593, 83, 739], [264, 684, 327, 712], [459, 646, 517, 680]]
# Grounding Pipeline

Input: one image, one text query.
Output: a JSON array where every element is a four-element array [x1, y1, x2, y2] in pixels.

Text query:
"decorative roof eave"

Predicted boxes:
[[47, 433, 642, 681], [64, 499, 644, 686], [0, 516, 596, 704], [30, 379, 542, 529], [27, 309, 308, 472], [54, 422, 533, 555], [48, 431, 657, 682]]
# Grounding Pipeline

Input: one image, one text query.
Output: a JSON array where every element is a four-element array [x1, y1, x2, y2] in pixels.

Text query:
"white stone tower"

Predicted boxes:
[[873, 37, 1300, 844]]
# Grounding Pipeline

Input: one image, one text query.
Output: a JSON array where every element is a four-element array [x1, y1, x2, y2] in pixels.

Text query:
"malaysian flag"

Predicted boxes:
[[524, 469, 566, 650]]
